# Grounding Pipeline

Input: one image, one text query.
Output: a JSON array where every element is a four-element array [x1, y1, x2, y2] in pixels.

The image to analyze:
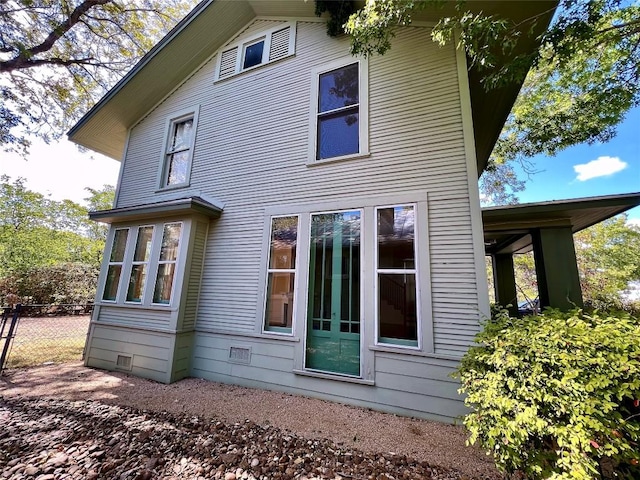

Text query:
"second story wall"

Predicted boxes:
[[116, 19, 484, 357]]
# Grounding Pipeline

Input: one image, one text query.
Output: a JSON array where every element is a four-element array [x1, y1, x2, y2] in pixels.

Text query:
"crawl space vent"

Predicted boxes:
[[116, 354, 132, 371], [229, 346, 251, 364]]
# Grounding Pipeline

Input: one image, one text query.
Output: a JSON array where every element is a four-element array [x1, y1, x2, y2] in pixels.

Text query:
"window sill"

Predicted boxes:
[[155, 183, 190, 194], [293, 369, 375, 386], [195, 328, 300, 342], [369, 344, 460, 361], [214, 53, 295, 84], [96, 301, 175, 312], [307, 151, 370, 167]]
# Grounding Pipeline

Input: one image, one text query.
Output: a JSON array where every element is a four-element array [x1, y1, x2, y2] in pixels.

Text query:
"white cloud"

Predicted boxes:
[[573, 156, 628, 181], [627, 218, 640, 228]]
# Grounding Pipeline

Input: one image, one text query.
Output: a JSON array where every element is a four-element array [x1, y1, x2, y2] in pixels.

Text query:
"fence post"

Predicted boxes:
[[0, 303, 21, 373]]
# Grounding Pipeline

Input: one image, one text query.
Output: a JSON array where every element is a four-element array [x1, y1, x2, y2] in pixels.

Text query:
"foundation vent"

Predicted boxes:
[[116, 354, 132, 371], [229, 346, 251, 364]]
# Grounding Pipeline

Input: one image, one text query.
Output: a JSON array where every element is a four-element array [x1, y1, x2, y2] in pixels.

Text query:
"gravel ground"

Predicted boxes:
[[0, 363, 499, 480]]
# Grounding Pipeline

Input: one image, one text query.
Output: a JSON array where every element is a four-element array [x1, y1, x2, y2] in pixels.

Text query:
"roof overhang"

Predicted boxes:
[[483, 193, 640, 255], [89, 196, 223, 224], [68, 0, 557, 173]]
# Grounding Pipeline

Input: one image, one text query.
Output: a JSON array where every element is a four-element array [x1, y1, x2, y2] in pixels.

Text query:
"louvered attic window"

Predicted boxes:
[[214, 22, 296, 82]]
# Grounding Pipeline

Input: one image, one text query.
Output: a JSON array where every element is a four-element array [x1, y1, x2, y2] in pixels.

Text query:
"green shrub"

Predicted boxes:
[[456, 308, 640, 479]]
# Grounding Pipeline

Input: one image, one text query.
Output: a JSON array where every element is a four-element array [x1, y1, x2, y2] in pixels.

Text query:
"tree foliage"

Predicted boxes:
[[574, 216, 640, 308], [339, 0, 640, 203], [0, 175, 114, 275], [0, 0, 197, 154], [506, 215, 640, 309]]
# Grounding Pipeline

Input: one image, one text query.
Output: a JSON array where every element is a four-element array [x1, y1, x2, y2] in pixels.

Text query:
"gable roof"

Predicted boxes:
[[68, 0, 557, 174]]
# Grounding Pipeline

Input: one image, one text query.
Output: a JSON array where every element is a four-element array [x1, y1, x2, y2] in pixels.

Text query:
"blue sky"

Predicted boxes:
[[508, 105, 640, 223]]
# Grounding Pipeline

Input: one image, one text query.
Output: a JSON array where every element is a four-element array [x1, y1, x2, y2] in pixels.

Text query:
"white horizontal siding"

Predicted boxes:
[[85, 324, 173, 383], [97, 305, 172, 330], [117, 22, 481, 356], [182, 220, 208, 331], [192, 333, 466, 423]]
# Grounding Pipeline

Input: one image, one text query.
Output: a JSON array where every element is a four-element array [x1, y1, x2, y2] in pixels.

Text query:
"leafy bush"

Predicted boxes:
[[0, 262, 98, 305], [456, 308, 640, 479]]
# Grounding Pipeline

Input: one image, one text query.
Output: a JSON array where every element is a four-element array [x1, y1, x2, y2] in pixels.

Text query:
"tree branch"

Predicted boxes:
[[0, 0, 112, 73]]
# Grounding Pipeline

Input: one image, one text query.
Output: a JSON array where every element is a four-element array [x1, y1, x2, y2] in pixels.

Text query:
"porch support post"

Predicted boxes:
[[492, 253, 518, 317], [531, 227, 583, 311]]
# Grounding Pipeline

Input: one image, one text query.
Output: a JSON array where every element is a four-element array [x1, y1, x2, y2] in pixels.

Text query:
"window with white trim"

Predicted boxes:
[[153, 223, 182, 304], [215, 23, 296, 81], [263, 216, 299, 333], [160, 108, 199, 189], [101, 221, 184, 307], [102, 228, 129, 301], [309, 59, 369, 162], [126, 226, 154, 303], [375, 205, 419, 347]]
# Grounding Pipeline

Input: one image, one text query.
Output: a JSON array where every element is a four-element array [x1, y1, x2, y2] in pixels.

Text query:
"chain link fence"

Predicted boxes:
[[1, 305, 91, 371]]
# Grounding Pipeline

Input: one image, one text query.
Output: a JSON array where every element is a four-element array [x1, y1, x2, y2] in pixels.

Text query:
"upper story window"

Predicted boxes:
[[309, 58, 369, 163], [243, 38, 265, 69], [215, 22, 296, 81], [159, 107, 199, 189]]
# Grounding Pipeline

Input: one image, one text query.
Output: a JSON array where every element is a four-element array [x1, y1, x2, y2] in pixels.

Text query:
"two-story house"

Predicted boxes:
[[69, 0, 556, 422]]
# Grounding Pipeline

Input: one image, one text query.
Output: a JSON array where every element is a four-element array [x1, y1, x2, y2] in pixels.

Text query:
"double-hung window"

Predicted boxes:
[[160, 108, 199, 189], [126, 226, 154, 303], [376, 205, 419, 347], [263, 216, 299, 333], [153, 223, 182, 304], [103, 228, 129, 301], [310, 59, 368, 162]]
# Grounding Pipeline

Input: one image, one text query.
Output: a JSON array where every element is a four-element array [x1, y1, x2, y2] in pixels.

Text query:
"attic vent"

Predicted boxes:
[[214, 22, 296, 82], [116, 354, 132, 371], [269, 26, 291, 61], [219, 47, 238, 79], [229, 346, 251, 364]]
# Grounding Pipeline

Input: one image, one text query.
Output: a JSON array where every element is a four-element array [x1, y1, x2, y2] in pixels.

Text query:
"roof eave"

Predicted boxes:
[[89, 196, 223, 224]]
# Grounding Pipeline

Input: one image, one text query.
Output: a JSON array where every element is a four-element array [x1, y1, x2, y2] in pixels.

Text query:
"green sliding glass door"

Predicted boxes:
[[306, 210, 361, 376]]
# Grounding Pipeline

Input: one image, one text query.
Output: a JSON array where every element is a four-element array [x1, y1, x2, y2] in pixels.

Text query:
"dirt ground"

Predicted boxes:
[[0, 362, 499, 479]]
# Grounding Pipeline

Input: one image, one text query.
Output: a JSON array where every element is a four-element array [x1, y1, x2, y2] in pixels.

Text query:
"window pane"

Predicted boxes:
[[319, 63, 359, 113], [109, 229, 128, 262], [265, 272, 295, 328], [153, 263, 176, 304], [167, 150, 189, 185], [269, 217, 297, 269], [159, 223, 181, 261], [378, 206, 415, 269], [102, 265, 122, 301], [127, 264, 147, 302], [309, 211, 361, 323], [378, 273, 418, 345], [243, 40, 264, 69], [317, 110, 359, 159], [133, 227, 153, 262], [171, 119, 193, 151]]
